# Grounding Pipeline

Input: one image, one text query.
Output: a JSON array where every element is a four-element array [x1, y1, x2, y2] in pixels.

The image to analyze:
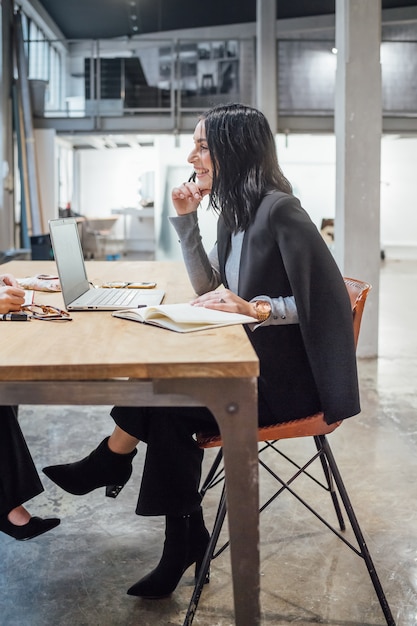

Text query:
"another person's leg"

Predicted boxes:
[[0, 406, 60, 540]]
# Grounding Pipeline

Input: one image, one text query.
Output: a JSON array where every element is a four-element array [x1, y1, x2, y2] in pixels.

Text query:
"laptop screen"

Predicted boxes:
[[49, 218, 90, 306]]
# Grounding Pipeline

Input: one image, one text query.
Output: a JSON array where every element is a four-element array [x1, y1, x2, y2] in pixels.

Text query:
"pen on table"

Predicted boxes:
[[0, 312, 31, 321]]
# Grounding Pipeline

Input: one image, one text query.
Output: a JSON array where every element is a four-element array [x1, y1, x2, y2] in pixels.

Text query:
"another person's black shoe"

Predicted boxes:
[[0, 514, 60, 541], [43, 437, 137, 497], [127, 507, 210, 598]]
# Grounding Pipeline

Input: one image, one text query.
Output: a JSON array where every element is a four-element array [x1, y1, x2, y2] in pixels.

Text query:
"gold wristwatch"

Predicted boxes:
[[254, 300, 272, 322]]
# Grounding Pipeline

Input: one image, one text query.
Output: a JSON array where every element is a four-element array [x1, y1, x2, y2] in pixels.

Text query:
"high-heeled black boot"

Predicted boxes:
[[0, 514, 60, 541], [42, 437, 137, 497], [127, 507, 210, 598]]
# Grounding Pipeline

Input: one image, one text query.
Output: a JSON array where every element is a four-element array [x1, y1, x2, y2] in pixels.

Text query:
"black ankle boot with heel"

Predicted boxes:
[[127, 507, 210, 598], [42, 437, 137, 497]]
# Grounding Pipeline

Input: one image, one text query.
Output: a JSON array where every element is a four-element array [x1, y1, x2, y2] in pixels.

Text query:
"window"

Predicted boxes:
[[21, 10, 64, 113]]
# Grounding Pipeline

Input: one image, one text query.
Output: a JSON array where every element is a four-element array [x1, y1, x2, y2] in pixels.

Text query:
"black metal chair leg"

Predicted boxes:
[[320, 435, 396, 626], [200, 448, 224, 498], [314, 435, 346, 530], [183, 487, 228, 626]]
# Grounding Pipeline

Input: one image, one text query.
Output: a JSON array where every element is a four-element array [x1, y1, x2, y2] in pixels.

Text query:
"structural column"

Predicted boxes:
[[0, 0, 15, 252], [334, 0, 382, 357], [256, 0, 277, 133]]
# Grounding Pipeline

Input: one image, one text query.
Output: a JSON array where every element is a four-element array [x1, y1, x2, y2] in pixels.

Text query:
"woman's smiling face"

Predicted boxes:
[[188, 120, 213, 192]]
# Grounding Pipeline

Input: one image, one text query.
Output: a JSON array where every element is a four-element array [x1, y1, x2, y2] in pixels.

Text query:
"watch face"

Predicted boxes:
[[255, 300, 271, 321]]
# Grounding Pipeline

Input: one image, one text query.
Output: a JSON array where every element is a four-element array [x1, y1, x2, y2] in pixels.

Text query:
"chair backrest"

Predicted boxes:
[[343, 277, 371, 347]]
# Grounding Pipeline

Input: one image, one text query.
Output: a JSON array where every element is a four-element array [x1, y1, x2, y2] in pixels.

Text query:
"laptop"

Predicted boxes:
[[49, 218, 165, 311]]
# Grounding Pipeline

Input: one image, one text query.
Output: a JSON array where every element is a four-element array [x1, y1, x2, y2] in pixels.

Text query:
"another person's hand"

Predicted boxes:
[[191, 288, 255, 319], [0, 274, 25, 314], [171, 181, 209, 216]]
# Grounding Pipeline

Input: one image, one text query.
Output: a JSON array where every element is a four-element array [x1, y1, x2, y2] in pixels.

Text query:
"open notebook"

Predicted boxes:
[[49, 218, 164, 311], [113, 303, 257, 333]]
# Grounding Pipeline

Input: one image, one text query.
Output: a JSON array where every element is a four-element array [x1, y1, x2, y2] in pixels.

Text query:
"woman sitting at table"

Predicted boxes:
[[0, 273, 60, 540], [43, 103, 360, 598]]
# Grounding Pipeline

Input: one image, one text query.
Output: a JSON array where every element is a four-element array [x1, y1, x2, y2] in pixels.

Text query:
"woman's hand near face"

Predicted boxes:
[[171, 181, 209, 216], [191, 288, 256, 318]]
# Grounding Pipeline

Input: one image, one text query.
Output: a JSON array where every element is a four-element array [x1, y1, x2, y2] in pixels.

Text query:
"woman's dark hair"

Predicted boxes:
[[200, 103, 292, 231]]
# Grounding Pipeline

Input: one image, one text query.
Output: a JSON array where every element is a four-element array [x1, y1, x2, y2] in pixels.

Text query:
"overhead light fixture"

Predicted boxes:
[[332, 47, 338, 54]]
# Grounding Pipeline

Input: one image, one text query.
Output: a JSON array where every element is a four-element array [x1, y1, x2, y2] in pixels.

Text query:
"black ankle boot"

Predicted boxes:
[[127, 508, 210, 598], [42, 437, 137, 497]]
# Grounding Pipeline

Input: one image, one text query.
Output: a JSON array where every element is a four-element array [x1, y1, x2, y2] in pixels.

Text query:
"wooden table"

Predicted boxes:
[[0, 260, 260, 626]]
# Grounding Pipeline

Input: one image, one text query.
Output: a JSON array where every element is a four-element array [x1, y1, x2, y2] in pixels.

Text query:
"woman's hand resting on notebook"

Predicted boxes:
[[191, 288, 256, 319]]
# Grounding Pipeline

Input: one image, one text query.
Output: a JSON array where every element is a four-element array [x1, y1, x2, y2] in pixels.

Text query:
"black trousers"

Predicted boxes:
[[111, 405, 216, 517], [110, 392, 284, 518], [0, 406, 44, 517]]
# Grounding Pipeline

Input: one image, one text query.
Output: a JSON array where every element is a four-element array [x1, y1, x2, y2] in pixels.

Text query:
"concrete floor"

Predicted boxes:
[[0, 259, 416, 626]]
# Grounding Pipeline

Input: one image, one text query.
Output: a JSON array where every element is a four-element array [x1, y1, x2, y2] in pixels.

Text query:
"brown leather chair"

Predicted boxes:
[[184, 278, 396, 626]]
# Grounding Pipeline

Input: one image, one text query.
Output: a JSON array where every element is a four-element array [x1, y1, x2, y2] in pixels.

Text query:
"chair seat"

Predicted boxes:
[[197, 412, 342, 449]]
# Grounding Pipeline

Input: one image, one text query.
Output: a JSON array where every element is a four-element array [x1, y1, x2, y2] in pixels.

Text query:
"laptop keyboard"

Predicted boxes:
[[77, 288, 138, 307]]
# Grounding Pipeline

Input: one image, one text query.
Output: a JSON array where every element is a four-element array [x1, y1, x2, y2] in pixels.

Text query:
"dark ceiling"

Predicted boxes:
[[36, 0, 417, 40]]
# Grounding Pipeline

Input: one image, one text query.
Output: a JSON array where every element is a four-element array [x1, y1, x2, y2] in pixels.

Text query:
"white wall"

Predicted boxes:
[[276, 133, 336, 231], [77, 147, 149, 214], [381, 136, 417, 259]]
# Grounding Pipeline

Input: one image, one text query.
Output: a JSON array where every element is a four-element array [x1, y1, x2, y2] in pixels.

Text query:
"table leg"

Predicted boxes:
[[156, 377, 260, 626]]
